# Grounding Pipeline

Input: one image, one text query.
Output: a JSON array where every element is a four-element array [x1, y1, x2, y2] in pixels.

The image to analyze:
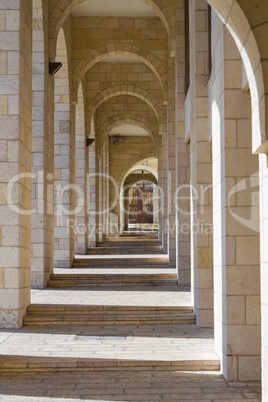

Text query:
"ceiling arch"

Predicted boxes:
[[87, 85, 162, 122], [98, 114, 158, 144], [72, 44, 167, 103], [49, 0, 175, 59]]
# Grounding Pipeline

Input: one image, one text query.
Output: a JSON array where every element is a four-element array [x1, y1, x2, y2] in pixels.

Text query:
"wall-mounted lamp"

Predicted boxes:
[[86, 138, 95, 147], [49, 62, 63, 76], [113, 135, 125, 145]]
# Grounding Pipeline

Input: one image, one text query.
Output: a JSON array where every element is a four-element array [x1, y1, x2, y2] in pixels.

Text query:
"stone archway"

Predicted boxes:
[[87, 85, 162, 123], [72, 44, 167, 103], [98, 114, 158, 145], [48, 0, 175, 59], [207, 0, 266, 152]]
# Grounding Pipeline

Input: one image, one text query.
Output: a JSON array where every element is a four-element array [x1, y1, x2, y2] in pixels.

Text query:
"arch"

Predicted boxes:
[[118, 155, 157, 190], [127, 165, 158, 180], [97, 114, 158, 144], [208, 0, 265, 153], [72, 45, 167, 103], [49, 0, 175, 60], [87, 85, 162, 122], [118, 155, 157, 231], [124, 173, 158, 188]]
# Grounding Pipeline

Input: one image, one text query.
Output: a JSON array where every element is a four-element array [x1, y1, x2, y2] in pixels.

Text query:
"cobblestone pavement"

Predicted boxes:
[[0, 371, 261, 401]]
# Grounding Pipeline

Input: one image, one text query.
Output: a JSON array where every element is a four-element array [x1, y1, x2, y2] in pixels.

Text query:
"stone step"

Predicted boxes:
[[100, 238, 158, 243], [23, 314, 196, 325], [87, 247, 164, 255], [48, 280, 178, 287], [50, 273, 177, 280], [48, 279, 178, 288], [72, 257, 169, 269], [0, 354, 220, 372], [24, 305, 195, 325], [48, 273, 177, 287], [26, 304, 193, 314]]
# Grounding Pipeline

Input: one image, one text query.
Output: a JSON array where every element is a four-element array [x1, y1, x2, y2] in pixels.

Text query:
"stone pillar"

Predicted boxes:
[[102, 144, 107, 237], [177, 0, 191, 286], [189, 0, 213, 327], [0, 0, 32, 328], [161, 105, 168, 253], [260, 154, 268, 399], [88, 141, 96, 247], [210, 16, 261, 381], [95, 143, 103, 243], [157, 135, 163, 244], [167, 55, 177, 267], [153, 184, 158, 225], [105, 138, 110, 237], [75, 83, 87, 255], [31, 0, 54, 288], [54, 23, 76, 268]]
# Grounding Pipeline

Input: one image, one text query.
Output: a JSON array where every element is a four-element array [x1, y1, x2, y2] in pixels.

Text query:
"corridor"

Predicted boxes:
[[0, 0, 267, 398]]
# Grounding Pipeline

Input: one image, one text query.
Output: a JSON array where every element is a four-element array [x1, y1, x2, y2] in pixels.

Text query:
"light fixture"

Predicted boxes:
[[86, 138, 95, 147], [113, 136, 125, 145], [49, 62, 63, 76]]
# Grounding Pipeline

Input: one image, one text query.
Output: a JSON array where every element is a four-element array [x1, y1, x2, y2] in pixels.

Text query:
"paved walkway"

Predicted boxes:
[[0, 371, 261, 401], [0, 269, 262, 400]]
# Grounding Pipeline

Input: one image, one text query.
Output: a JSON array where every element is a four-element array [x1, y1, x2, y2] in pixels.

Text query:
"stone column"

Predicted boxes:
[[88, 141, 96, 247], [54, 22, 76, 268], [75, 83, 87, 255], [167, 55, 177, 267], [210, 16, 261, 381], [260, 153, 268, 399], [189, 0, 213, 327], [31, 0, 54, 288], [157, 135, 163, 244], [177, 0, 191, 285], [102, 144, 107, 237], [105, 138, 110, 237], [95, 143, 103, 243], [0, 0, 32, 328], [161, 105, 168, 253], [153, 184, 159, 225]]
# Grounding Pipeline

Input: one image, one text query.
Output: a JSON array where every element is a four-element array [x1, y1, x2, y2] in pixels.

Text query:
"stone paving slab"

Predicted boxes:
[[0, 371, 261, 401], [0, 324, 216, 361]]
